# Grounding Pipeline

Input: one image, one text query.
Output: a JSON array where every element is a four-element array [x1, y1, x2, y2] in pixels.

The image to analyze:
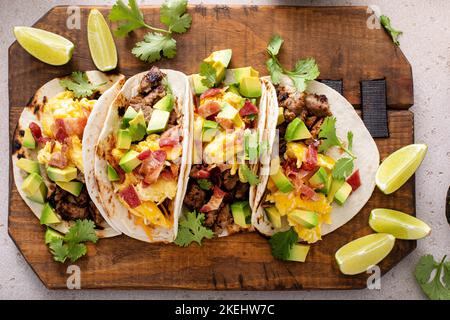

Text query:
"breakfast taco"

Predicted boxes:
[[12, 71, 124, 237], [93, 67, 191, 243], [183, 49, 271, 237], [252, 76, 380, 243]]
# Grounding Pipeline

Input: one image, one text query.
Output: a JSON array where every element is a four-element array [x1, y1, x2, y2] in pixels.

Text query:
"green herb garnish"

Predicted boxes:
[[380, 15, 403, 46], [240, 164, 260, 186], [174, 211, 214, 247], [59, 72, 104, 98], [415, 254, 450, 300], [197, 178, 213, 191], [199, 61, 218, 88], [269, 227, 298, 260]]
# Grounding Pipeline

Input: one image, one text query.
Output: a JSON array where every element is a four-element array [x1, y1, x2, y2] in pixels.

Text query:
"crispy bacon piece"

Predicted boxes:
[[347, 170, 361, 191], [299, 184, 318, 200], [139, 150, 167, 185], [302, 144, 318, 171], [200, 186, 226, 213], [49, 144, 69, 169], [216, 117, 234, 130], [197, 101, 221, 119], [239, 100, 258, 117], [119, 185, 141, 209], [64, 117, 87, 138], [54, 119, 68, 143], [190, 169, 210, 179], [137, 149, 152, 161], [200, 88, 222, 100], [159, 126, 181, 147], [29, 122, 42, 140]]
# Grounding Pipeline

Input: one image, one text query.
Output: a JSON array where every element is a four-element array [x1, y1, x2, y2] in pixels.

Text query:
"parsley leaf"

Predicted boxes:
[[160, 0, 192, 33], [197, 179, 213, 191], [240, 164, 260, 186], [415, 255, 450, 300], [132, 32, 177, 63], [174, 211, 214, 247], [318, 116, 355, 158], [199, 62, 217, 88], [269, 228, 298, 260], [59, 72, 104, 98], [266, 57, 284, 85], [67, 243, 88, 262], [64, 219, 98, 244], [109, 0, 148, 37], [49, 239, 69, 263], [380, 15, 403, 46], [332, 158, 354, 180], [267, 34, 284, 56]]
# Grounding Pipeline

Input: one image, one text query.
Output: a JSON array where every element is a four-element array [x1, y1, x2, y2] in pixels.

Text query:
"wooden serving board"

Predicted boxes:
[[8, 5, 415, 290]]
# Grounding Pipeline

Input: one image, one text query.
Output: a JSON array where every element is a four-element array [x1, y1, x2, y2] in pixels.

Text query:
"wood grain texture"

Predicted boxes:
[[8, 5, 415, 290]]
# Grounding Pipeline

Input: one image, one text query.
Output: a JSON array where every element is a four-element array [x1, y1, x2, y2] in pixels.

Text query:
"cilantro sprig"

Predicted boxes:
[[59, 72, 104, 98], [174, 211, 214, 247], [380, 15, 403, 46], [240, 164, 260, 186], [48, 220, 98, 263], [269, 228, 298, 260], [265, 35, 320, 92], [199, 62, 218, 88], [415, 254, 450, 300], [197, 178, 213, 191], [109, 0, 192, 63]]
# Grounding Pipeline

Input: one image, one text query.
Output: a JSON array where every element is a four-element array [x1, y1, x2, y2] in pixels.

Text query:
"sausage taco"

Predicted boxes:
[[93, 67, 191, 243], [12, 71, 124, 237]]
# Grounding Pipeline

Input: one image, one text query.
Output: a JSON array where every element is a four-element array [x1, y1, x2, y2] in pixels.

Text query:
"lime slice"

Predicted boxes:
[[335, 233, 395, 275], [369, 208, 431, 240], [88, 9, 117, 71], [376, 144, 427, 194], [13, 26, 74, 66]]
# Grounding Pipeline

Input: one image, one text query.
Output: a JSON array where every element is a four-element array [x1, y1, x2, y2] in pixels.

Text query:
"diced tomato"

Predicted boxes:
[[200, 186, 226, 212], [119, 185, 141, 209], [239, 100, 258, 117], [137, 149, 151, 161], [197, 101, 221, 119], [29, 122, 42, 140], [200, 88, 222, 100], [302, 144, 318, 171], [347, 169, 361, 191], [54, 119, 68, 143]]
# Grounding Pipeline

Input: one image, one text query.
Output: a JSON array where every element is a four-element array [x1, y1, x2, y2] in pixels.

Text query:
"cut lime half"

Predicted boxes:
[[369, 208, 431, 240], [335, 233, 395, 275], [88, 9, 117, 72], [13, 26, 74, 66], [376, 144, 427, 194]]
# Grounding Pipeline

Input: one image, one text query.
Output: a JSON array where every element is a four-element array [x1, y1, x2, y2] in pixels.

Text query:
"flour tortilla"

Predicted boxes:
[[93, 70, 191, 243], [252, 77, 380, 238], [12, 71, 124, 238]]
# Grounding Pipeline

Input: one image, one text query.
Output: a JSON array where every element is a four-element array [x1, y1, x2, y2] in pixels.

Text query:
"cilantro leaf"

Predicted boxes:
[[64, 219, 98, 244], [174, 211, 214, 247], [49, 239, 69, 263], [347, 131, 354, 152], [318, 117, 342, 152], [59, 72, 103, 98], [160, 0, 192, 33], [269, 228, 298, 260], [266, 57, 284, 84], [67, 243, 88, 262], [240, 164, 260, 186], [267, 34, 284, 56], [199, 62, 217, 88], [415, 255, 450, 300], [380, 15, 403, 46], [197, 179, 213, 191], [132, 32, 177, 63], [332, 158, 354, 180], [109, 0, 147, 37]]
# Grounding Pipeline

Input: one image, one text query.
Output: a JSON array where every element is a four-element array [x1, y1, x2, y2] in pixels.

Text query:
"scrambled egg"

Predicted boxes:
[[203, 130, 243, 164], [69, 136, 84, 172], [135, 178, 177, 204], [129, 201, 171, 228], [132, 134, 160, 152], [37, 141, 62, 165]]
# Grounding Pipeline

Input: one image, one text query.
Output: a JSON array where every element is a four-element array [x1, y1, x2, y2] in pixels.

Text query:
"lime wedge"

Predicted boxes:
[[335, 233, 395, 275], [369, 208, 431, 240], [88, 9, 117, 71], [376, 144, 427, 194], [13, 26, 74, 66]]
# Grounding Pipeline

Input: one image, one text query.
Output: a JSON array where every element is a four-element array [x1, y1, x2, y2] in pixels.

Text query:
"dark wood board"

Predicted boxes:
[[8, 5, 415, 290]]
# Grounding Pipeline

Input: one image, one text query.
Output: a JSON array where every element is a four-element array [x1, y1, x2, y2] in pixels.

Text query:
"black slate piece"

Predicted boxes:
[[320, 79, 343, 95], [360, 79, 389, 138]]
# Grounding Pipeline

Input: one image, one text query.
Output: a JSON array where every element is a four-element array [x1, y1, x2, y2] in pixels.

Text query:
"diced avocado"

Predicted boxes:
[[233, 66, 260, 83], [216, 103, 239, 122], [223, 92, 245, 109], [265, 206, 282, 229], [250, 98, 257, 105], [285, 118, 312, 141], [147, 109, 170, 134], [277, 107, 285, 125], [47, 166, 77, 182], [119, 150, 141, 173], [21, 172, 47, 204], [211, 60, 226, 83], [129, 110, 147, 141], [309, 167, 328, 188], [22, 127, 36, 149], [334, 181, 353, 205], [191, 74, 209, 95], [107, 164, 120, 181], [271, 167, 294, 193], [153, 94, 174, 112], [320, 174, 333, 195], [287, 244, 310, 262], [44, 227, 64, 244], [203, 120, 218, 129], [231, 201, 251, 228], [327, 179, 344, 203], [16, 158, 40, 174], [122, 106, 138, 128], [202, 128, 218, 142], [117, 129, 132, 149], [204, 49, 232, 69], [227, 84, 241, 96], [40, 203, 61, 225], [56, 181, 83, 197], [239, 76, 262, 98], [289, 209, 319, 229]]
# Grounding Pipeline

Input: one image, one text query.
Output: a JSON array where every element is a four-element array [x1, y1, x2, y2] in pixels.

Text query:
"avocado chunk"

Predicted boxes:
[[226, 84, 241, 96], [285, 118, 312, 142], [107, 164, 120, 181], [44, 227, 64, 244], [22, 127, 36, 149], [153, 94, 174, 112], [233, 67, 260, 83], [216, 103, 239, 123], [202, 128, 218, 142], [277, 107, 285, 125], [327, 179, 344, 203], [40, 203, 61, 225], [119, 150, 141, 173], [47, 166, 77, 182], [287, 244, 310, 262], [203, 120, 218, 129], [309, 167, 329, 188], [147, 109, 170, 134], [204, 49, 232, 69], [320, 174, 333, 195], [129, 110, 147, 141], [21, 172, 47, 204], [16, 158, 40, 174], [122, 106, 138, 128], [56, 181, 83, 197], [117, 129, 132, 149], [239, 76, 262, 98], [289, 209, 319, 229], [191, 74, 209, 95], [231, 201, 251, 228], [271, 167, 294, 193], [334, 181, 352, 205], [265, 206, 282, 229]]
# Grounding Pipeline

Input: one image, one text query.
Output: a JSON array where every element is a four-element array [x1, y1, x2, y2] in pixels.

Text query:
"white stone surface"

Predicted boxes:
[[0, 0, 449, 300]]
